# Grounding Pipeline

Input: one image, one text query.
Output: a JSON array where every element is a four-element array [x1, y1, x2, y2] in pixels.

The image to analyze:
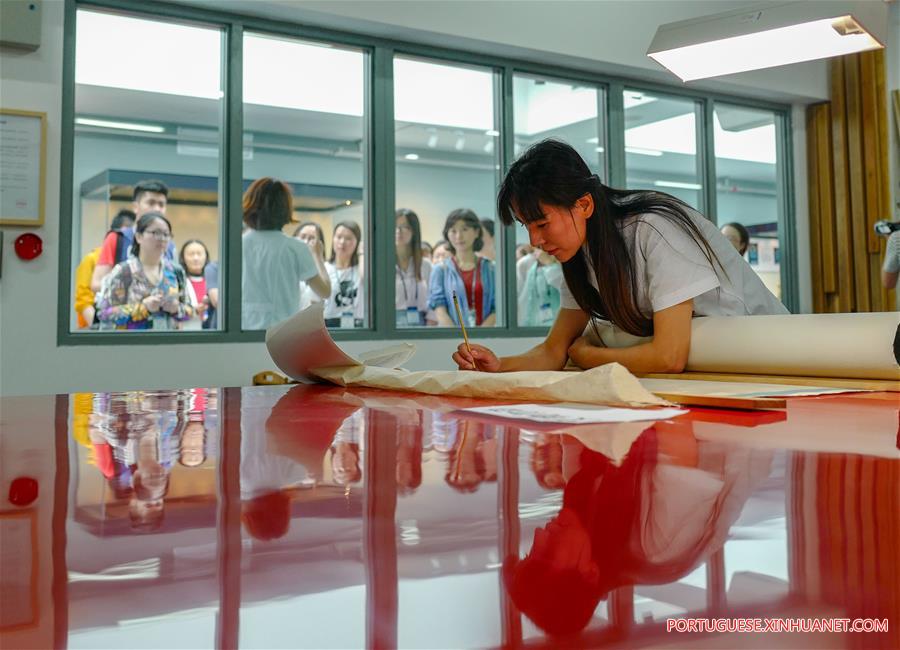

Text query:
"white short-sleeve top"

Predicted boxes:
[[559, 209, 788, 318], [242, 230, 318, 330]]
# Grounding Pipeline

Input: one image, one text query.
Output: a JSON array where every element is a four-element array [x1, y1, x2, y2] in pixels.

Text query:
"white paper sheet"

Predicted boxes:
[[639, 378, 867, 398], [458, 402, 687, 424]]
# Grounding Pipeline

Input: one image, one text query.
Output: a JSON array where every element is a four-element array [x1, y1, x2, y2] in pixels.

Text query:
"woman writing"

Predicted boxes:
[[96, 212, 193, 330], [395, 208, 432, 327], [453, 140, 786, 374], [429, 208, 496, 327]]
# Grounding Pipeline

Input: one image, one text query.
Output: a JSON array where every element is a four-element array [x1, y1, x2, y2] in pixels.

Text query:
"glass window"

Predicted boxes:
[[71, 10, 224, 333], [624, 90, 703, 210], [241, 33, 367, 331], [393, 56, 502, 329], [713, 104, 783, 300], [512, 74, 606, 328]]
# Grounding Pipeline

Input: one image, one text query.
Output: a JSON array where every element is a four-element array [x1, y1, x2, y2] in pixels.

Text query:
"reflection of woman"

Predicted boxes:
[[453, 140, 786, 374], [429, 209, 496, 327], [505, 427, 771, 636], [324, 221, 364, 328], [96, 212, 193, 330], [395, 209, 432, 327]]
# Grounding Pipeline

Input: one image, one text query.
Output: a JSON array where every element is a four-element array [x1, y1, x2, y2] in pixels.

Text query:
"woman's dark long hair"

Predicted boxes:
[[498, 139, 723, 336], [130, 212, 172, 258], [179, 239, 209, 277], [396, 208, 424, 282], [328, 221, 362, 268]]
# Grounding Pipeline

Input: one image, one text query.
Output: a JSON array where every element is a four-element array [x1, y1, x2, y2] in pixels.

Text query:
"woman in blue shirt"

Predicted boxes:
[[429, 209, 496, 327]]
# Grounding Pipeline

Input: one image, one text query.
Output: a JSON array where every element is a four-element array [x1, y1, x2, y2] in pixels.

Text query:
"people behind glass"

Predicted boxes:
[[179, 239, 211, 330], [504, 426, 772, 636], [720, 221, 750, 256], [293, 221, 328, 311], [516, 243, 535, 260], [324, 220, 364, 328], [421, 240, 434, 260], [74, 208, 135, 329], [431, 239, 452, 266], [479, 218, 496, 261], [203, 260, 219, 330], [91, 179, 171, 293], [395, 209, 433, 327], [517, 248, 563, 327], [429, 209, 496, 327], [96, 212, 193, 330], [241, 177, 331, 330]]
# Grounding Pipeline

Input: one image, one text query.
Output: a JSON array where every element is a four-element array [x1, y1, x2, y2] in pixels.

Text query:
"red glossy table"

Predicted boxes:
[[0, 386, 897, 649]]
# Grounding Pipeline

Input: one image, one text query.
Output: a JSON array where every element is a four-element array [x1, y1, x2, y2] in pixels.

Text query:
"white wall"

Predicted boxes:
[[3, 0, 894, 397]]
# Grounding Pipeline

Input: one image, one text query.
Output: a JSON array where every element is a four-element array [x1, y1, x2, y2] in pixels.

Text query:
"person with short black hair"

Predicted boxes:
[[479, 217, 497, 261], [428, 209, 496, 327], [451, 140, 786, 375], [241, 177, 331, 330], [720, 221, 750, 256], [91, 180, 171, 292]]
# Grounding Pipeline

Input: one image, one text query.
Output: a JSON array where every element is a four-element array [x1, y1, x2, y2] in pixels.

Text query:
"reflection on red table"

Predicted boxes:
[[0, 386, 897, 649]]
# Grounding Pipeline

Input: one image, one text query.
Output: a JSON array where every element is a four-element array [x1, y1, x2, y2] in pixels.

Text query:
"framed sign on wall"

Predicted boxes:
[[0, 109, 47, 226]]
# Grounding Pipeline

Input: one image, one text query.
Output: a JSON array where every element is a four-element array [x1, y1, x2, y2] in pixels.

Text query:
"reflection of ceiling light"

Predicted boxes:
[[426, 133, 438, 148], [647, 5, 884, 82], [484, 129, 499, 137], [595, 146, 605, 153], [626, 146, 663, 157], [585, 136, 599, 144], [454, 134, 465, 151], [75, 117, 165, 133], [483, 140, 494, 154], [654, 180, 702, 190], [404, 153, 419, 160], [344, 200, 352, 205]]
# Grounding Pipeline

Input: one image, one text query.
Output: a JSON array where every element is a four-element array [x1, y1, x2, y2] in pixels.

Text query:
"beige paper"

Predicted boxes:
[[265, 303, 415, 381], [313, 363, 669, 407], [592, 312, 900, 380], [639, 378, 866, 398]]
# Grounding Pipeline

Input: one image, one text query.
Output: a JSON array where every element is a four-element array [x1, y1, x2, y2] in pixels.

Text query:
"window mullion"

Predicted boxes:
[[223, 21, 244, 339]]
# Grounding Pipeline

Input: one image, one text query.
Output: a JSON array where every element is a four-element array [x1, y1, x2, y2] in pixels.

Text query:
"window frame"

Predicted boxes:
[[58, 0, 797, 347]]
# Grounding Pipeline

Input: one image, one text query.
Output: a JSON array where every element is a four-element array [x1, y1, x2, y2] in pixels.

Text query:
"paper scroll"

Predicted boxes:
[[591, 312, 900, 380]]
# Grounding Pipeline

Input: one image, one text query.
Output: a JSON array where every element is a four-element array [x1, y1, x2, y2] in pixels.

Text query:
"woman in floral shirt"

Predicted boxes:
[[96, 212, 193, 330]]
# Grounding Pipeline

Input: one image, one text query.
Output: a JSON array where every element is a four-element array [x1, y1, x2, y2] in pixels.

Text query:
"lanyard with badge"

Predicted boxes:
[[465, 258, 480, 328], [537, 265, 554, 324], [396, 262, 421, 326]]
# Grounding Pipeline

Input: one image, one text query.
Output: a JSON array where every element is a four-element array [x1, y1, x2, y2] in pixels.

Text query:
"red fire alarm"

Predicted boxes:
[[14, 232, 43, 260]]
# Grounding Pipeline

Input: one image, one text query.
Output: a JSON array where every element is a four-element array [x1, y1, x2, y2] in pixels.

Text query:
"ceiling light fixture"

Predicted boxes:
[[484, 129, 499, 137], [654, 180, 702, 190], [75, 117, 165, 133], [626, 146, 664, 157], [426, 133, 439, 148], [454, 134, 466, 151], [585, 136, 599, 144], [404, 153, 419, 161], [647, 2, 884, 82]]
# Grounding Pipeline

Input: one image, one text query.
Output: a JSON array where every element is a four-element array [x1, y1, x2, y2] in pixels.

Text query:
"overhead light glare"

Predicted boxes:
[[484, 129, 499, 137], [654, 180, 702, 190], [426, 133, 439, 148], [626, 146, 663, 157], [648, 5, 883, 82], [75, 117, 165, 133], [404, 153, 420, 160], [344, 200, 353, 206], [454, 134, 466, 151], [585, 136, 599, 144], [594, 146, 605, 153]]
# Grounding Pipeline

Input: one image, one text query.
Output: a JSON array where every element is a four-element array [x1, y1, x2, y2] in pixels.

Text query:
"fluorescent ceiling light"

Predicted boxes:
[[648, 3, 884, 82], [75, 117, 165, 133], [595, 146, 605, 153], [585, 136, 599, 144], [654, 180, 702, 190], [404, 153, 419, 160], [485, 129, 499, 137], [626, 146, 663, 157]]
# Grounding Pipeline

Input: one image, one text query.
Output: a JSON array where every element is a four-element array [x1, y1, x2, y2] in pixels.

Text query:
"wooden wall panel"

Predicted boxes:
[[808, 50, 891, 314]]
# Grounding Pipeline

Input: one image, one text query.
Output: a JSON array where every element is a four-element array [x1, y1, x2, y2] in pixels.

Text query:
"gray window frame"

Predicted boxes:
[[58, 0, 797, 346]]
